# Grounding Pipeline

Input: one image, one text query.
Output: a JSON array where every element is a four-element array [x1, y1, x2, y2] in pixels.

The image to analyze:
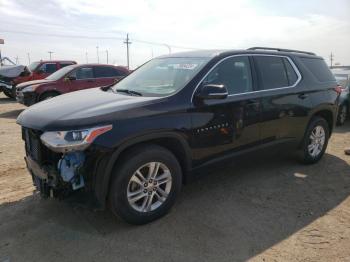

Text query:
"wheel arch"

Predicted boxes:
[[312, 109, 334, 135], [37, 90, 61, 102], [93, 132, 192, 208]]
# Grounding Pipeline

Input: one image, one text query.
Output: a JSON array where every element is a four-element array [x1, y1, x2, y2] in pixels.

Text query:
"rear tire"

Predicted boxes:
[[299, 116, 329, 164], [109, 144, 182, 225], [337, 104, 348, 126]]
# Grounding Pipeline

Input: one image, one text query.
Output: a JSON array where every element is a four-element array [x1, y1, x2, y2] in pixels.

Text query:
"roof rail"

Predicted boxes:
[[248, 47, 316, 56]]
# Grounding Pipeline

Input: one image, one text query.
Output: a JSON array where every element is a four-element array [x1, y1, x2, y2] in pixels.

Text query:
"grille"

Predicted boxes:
[[23, 128, 42, 162]]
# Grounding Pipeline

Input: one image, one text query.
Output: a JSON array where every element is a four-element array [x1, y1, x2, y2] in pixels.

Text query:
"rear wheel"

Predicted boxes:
[[109, 145, 182, 224], [337, 104, 348, 126], [299, 117, 329, 164]]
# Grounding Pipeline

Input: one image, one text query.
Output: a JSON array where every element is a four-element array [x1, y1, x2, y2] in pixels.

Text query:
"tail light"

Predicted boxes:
[[334, 85, 342, 94]]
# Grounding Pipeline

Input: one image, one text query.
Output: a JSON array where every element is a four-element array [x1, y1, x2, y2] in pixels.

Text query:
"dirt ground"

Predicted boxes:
[[0, 92, 350, 262]]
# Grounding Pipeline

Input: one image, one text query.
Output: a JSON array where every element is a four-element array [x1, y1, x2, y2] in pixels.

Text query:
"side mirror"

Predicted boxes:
[[65, 76, 76, 81], [37, 69, 44, 74], [197, 84, 228, 100]]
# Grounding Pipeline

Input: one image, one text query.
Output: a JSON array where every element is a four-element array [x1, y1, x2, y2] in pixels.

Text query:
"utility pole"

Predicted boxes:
[[15, 56, 19, 64], [27, 53, 30, 64], [330, 52, 334, 68], [48, 51, 54, 60], [85, 51, 88, 63], [96, 46, 99, 63], [124, 33, 132, 69], [106, 50, 109, 64]]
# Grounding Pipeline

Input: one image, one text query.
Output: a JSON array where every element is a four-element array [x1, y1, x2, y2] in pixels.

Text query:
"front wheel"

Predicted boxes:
[[109, 145, 182, 224], [299, 116, 329, 164]]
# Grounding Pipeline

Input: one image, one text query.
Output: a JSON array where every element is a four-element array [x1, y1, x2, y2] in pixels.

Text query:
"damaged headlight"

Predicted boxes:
[[40, 125, 112, 153], [21, 84, 40, 92]]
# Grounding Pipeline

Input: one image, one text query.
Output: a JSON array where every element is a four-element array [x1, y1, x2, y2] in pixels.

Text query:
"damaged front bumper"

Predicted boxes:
[[25, 152, 86, 198]]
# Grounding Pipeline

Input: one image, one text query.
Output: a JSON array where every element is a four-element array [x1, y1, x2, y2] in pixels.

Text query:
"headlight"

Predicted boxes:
[[40, 125, 113, 153], [22, 84, 40, 92]]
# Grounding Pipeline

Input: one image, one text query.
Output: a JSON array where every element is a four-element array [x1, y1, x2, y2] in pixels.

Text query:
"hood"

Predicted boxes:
[[17, 88, 161, 131], [17, 79, 54, 89], [0, 65, 26, 78]]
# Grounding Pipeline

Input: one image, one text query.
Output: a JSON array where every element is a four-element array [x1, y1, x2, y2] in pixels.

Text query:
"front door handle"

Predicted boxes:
[[87, 79, 95, 83], [298, 93, 308, 99], [246, 99, 260, 105]]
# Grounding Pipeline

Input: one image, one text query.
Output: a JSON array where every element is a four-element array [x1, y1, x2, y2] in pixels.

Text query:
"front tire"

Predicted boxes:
[[3, 88, 14, 98], [39, 92, 59, 102], [300, 116, 329, 164], [109, 145, 182, 225]]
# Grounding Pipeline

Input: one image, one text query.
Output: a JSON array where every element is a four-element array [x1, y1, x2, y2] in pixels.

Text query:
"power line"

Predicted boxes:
[[1, 29, 202, 50]]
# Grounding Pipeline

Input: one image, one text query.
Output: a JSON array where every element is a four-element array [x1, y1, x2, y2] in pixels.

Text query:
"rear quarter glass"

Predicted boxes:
[[300, 57, 335, 82]]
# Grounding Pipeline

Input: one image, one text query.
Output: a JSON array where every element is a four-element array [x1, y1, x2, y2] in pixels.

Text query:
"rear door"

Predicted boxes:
[[66, 66, 96, 92], [253, 55, 311, 142], [93, 66, 126, 87], [191, 56, 261, 165]]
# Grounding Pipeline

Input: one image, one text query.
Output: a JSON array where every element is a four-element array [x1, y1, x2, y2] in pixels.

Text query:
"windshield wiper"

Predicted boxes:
[[116, 89, 143, 96]]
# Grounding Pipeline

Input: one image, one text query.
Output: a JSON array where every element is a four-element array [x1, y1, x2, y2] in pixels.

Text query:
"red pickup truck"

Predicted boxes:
[[2, 60, 76, 98], [16, 64, 129, 106]]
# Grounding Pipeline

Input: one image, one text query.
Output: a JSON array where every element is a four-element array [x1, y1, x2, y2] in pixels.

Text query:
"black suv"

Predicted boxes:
[[17, 47, 339, 224]]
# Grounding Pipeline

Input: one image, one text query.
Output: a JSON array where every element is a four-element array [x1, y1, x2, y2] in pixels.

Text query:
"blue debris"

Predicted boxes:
[[58, 152, 85, 190]]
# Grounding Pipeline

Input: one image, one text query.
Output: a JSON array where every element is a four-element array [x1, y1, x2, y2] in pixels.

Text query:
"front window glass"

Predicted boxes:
[[203, 56, 253, 95], [112, 57, 209, 97], [70, 67, 94, 80], [46, 65, 75, 80], [27, 62, 40, 72]]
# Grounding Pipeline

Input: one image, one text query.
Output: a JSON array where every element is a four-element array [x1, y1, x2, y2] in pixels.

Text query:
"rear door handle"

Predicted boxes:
[[298, 93, 308, 99]]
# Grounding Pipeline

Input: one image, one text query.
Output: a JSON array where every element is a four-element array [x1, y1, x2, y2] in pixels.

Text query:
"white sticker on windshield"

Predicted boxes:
[[172, 64, 199, 70]]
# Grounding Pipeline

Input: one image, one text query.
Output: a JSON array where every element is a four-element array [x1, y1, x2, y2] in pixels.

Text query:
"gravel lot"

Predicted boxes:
[[0, 93, 350, 262]]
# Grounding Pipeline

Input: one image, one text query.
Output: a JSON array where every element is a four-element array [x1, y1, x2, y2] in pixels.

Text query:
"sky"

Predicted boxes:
[[0, 0, 349, 68]]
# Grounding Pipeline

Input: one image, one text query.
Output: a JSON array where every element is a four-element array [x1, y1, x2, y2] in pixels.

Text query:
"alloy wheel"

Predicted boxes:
[[127, 162, 172, 213], [308, 125, 326, 157]]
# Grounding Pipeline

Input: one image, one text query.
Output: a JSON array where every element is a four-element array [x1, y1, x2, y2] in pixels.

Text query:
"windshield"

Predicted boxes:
[[27, 62, 40, 72], [112, 57, 210, 96], [334, 74, 349, 88], [46, 65, 75, 81]]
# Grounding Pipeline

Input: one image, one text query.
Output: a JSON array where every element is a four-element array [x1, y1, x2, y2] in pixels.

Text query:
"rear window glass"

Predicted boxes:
[[255, 56, 289, 89], [283, 58, 298, 85], [60, 63, 74, 68], [301, 58, 335, 82], [94, 66, 123, 78]]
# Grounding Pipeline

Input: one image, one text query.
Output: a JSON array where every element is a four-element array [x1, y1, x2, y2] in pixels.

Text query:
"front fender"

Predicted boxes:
[[93, 131, 192, 208]]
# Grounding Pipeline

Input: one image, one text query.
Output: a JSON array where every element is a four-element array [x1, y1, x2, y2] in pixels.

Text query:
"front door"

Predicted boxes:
[[66, 66, 97, 92], [191, 56, 261, 165]]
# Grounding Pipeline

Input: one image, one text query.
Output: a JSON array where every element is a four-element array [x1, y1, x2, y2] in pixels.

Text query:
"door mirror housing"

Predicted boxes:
[[197, 84, 228, 100], [36, 69, 44, 74]]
